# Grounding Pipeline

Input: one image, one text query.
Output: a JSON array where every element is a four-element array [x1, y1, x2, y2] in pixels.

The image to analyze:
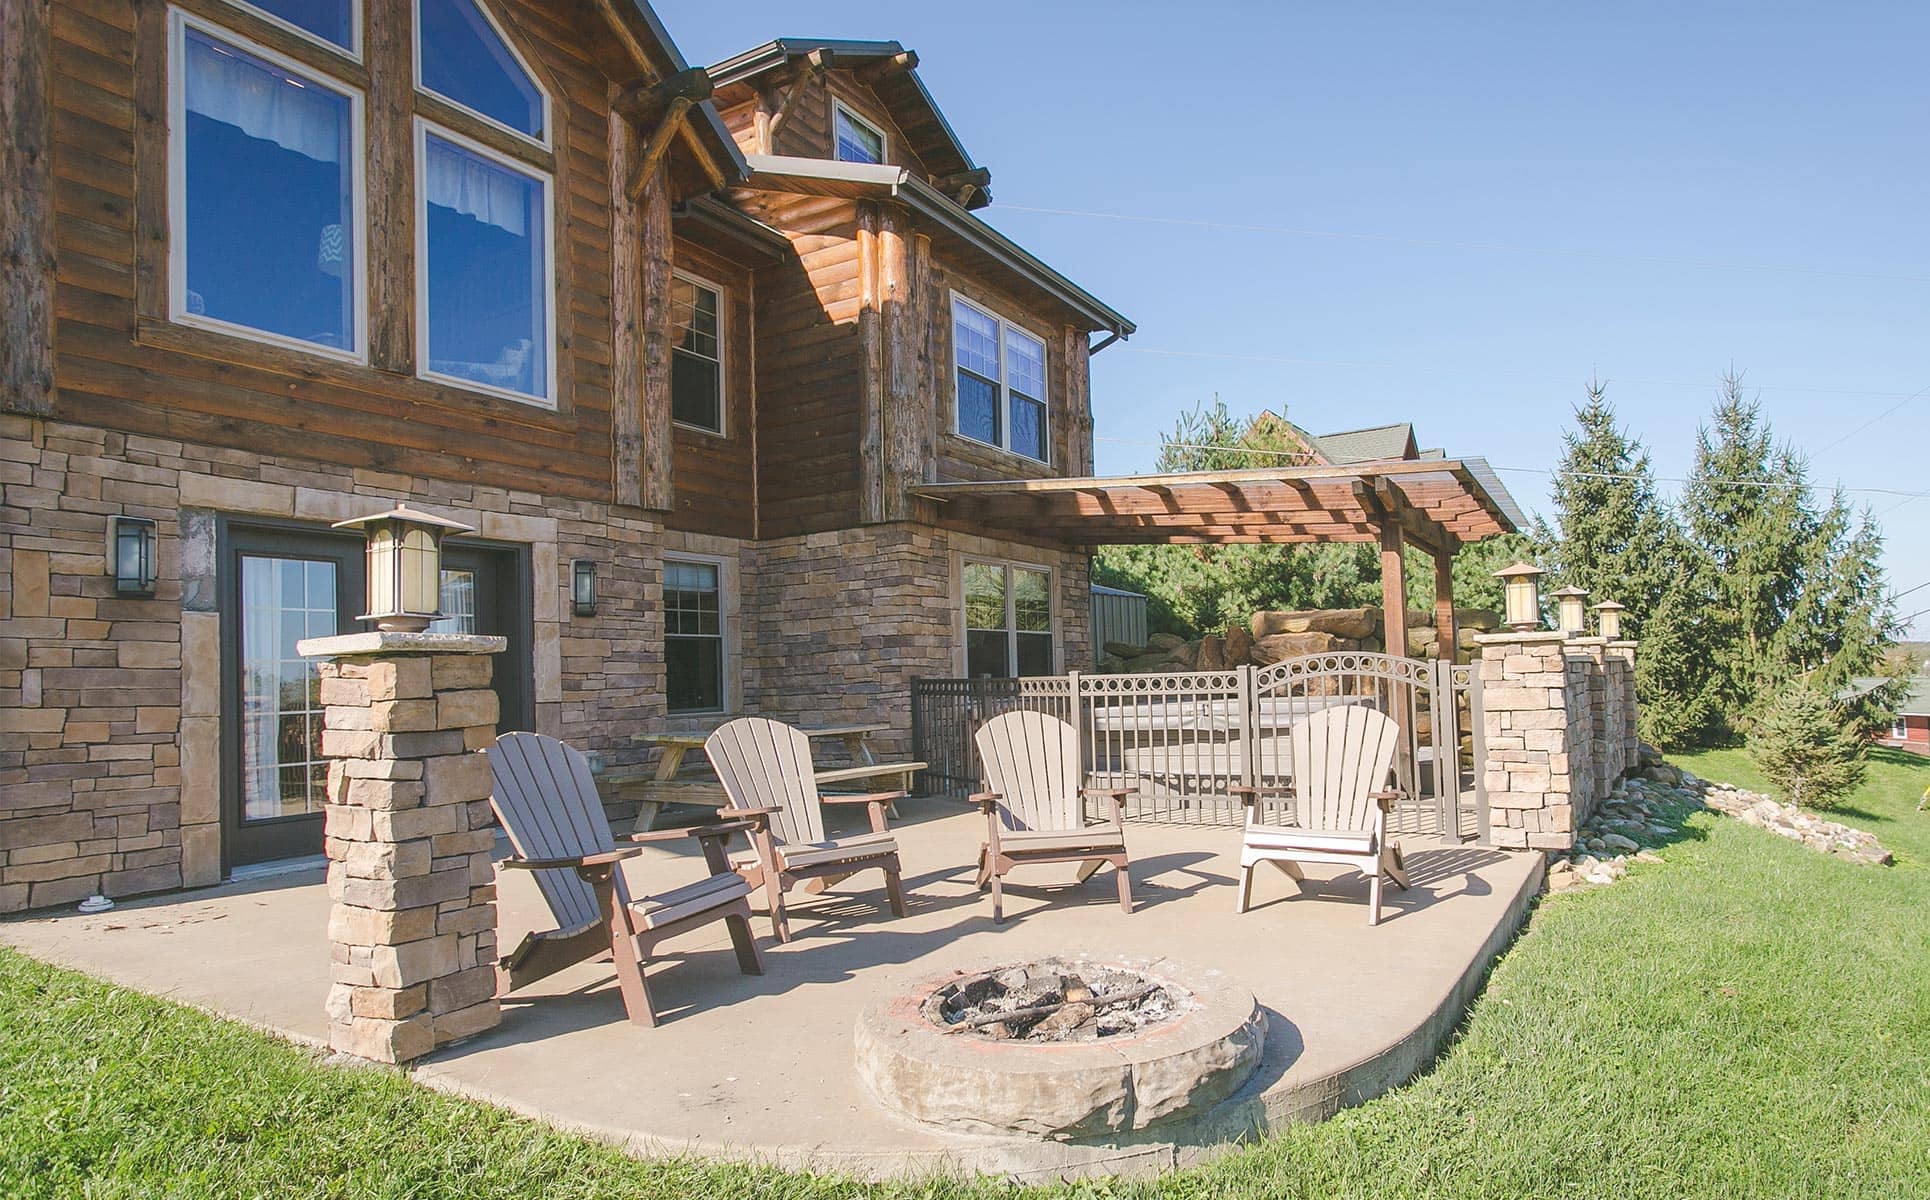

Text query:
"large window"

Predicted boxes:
[[234, 0, 358, 53], [169, 14, 364, 358], [670, 274, 724, 433], [833, 101, 885, 164], [952, 295, 1048, 463], [415, 0, 546, 142], [416, 124, 554, 404], [963, 560, 1054, 678], [666, 557, 725, 713]]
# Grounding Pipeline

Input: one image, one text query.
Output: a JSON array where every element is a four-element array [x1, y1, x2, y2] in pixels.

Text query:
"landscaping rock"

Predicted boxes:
[[1195, 635, 1226, 671], [1103, 641, 1145, 660], [1250, 607, 1378, 641], [1251, 631, 1340, 664], [1699, 780, 1893, 866], [1223, 625, 1252, 666]]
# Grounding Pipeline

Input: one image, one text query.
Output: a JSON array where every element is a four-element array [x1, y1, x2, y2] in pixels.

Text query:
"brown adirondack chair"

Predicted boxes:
[[488, 731, 762, 1027], [1230, 704, 1412, 924], [970, 709, 1133, 924], [704, 717, 908, 943]]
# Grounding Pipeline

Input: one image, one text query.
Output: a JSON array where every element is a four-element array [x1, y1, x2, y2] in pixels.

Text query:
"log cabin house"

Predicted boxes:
[[0, 0, 1140, 908], [0, 0, 1525, 913]]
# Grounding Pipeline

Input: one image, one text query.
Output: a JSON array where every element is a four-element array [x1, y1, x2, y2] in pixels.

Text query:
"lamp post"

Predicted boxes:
[[332, 503, 475, 633], [1593, 599, 1627, 640], [1493, 562, 1545, 632], [1552, 585, 1590, 635]]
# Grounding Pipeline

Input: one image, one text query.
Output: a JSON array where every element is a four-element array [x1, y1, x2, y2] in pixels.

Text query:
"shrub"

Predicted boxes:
[[1748, 680, 1867, 810]]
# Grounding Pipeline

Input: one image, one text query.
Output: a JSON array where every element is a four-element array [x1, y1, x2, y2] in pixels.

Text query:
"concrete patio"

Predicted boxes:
[[0, 800, 1541, 1181]]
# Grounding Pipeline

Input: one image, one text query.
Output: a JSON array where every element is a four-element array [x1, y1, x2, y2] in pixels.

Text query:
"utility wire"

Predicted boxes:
[[1110, 345, 1929, 401], [999, 203, 1930, 285], [1090, 434, 1930, 501], [1808, 382, 1930, 460]]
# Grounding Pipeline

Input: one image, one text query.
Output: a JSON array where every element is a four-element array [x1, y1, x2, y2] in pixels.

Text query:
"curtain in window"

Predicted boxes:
[[185, 32, 344, 164], [423, 136, 528, 236]]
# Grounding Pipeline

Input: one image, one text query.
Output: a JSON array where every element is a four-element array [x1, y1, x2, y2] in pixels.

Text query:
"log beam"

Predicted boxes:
[[0, 0, 55, 415], [1380, 521, 1409, 658], [638, 172, 674, 511], [934, 167, 992, 209], [764, 49, 833, 150], [1433, 546, 1459, 656], [853, 49, 918, 84], [612, 66, 711, 124], [625, 95, 694, 203]]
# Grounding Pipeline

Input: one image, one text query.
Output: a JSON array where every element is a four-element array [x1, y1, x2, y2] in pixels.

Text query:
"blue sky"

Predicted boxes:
[[667, 2, 1930, 632]]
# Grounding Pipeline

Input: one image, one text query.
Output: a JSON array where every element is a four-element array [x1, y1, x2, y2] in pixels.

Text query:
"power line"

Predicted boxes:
[[1808, 382, 1930, 460], [1889, 579, 1930, 603], [1089, 435, 1930, 501], [1109, 345, 1930, 401], [999, 203, 1930, 285]]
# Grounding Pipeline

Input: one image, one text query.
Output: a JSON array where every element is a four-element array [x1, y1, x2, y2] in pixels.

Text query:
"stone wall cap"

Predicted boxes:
[[1566, 636, 1610, 647], [1606, 639, 1639, 649], [1471, 631, 1569, 645], [298, 632, 507, 658]]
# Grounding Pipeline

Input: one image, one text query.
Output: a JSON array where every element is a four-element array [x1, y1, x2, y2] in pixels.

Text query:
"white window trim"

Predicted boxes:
[[957, 556, 1058, 678], [411, 0, 551, 150], [221, 0, 362, 61], [945, 293, 1049, 468], [412, 117, 559, 408], [832, 98, 888, 165], [167, 8, 370, 365], [664, 550, 732, 715], [669, 269, 727, 437], [1892, 718, 1908, 739]]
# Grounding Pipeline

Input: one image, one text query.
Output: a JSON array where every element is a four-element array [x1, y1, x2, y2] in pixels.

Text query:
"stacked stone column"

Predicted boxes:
[[1607, 641, 1639, 772], [299, 631, 504, 1064]]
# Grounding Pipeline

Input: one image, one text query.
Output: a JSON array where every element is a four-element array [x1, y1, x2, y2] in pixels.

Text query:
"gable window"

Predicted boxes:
[[952, 295, 1048, 463], [665, 557, 725, 713], [833, 101, 886, 165], [415, 123, 554, 404], [415, 0, 546, 142], [231, 0, 358, 54], [670, 274, 724, 433], [963, 560, 1054, 678], [169, 14, 365, 360]]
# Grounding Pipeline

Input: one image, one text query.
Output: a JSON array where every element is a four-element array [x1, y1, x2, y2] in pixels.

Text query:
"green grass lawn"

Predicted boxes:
[[5, 749, 1928, 1198]]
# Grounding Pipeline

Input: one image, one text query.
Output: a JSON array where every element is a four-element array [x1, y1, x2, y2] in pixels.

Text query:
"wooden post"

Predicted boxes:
[[0, 0, 55, 415], [1062, 326, 1093, 476], [365, 0, 414, 372], [856, 202, 885, 523], [879, 209, 927, 521], [1433, 547, 1458, 659], [639, 172, 673, 511], [608, 103, 644, 508], [1380, 521, 1408, 658]]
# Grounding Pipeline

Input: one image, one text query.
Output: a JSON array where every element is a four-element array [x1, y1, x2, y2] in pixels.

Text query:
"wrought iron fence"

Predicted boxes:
[[911, 657, 1489, 841]]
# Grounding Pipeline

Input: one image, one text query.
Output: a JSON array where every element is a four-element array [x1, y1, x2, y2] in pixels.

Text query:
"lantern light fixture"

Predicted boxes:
[[1551, 585, 1591, 635], [1594, 599, 1628, 640], [1493, 561, 1545, 632], [112, 516, 158, 597], [571, 559, 597, 617], [331, 503, 474, 633]]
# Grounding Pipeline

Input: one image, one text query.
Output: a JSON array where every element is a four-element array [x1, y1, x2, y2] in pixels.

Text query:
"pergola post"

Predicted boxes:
[[1432, 548, 1458, 660], [1379, 521, 1408, 657]]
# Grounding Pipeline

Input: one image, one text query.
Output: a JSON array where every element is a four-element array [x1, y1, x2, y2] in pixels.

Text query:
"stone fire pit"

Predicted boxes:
[[855, 958, 1265, 1140]]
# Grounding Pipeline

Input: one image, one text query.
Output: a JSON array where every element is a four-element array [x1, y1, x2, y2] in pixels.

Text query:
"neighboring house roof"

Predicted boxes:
[[742, 155, 1134, 337], [625, 2, 748, 184], [1846, 676, 1930, 716], [708, 39, 980, 198], [1091, 584, 1148, 599], [1311, 423, 1420, 465]]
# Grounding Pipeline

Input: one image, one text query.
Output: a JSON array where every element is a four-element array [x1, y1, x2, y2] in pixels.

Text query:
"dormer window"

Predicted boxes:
[[415, 0, 546, 143], [833, 100, 885, 165]]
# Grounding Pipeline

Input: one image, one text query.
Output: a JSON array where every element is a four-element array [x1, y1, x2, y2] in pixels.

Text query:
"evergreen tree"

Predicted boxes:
[[1543, 379, 1676, 634], [1634, 532, 1725, 749], [1748, 679, 1868, 810]]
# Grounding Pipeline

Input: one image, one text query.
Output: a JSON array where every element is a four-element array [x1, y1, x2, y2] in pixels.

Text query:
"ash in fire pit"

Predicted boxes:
[[924, 958, 1188, 1043]]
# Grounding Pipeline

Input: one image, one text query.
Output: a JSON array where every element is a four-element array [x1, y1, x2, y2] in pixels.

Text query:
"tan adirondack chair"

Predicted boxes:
[[704, 717, 908, 943], [970, 709, 1133, 924], [1230, 705, 1412, 925], [488, 731, 762, 1027]]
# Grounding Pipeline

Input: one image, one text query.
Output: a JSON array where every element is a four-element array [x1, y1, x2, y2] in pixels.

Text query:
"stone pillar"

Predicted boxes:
[[298, 631, 505, 1064], [1474, 631, 1576, 851], [1607, 640, 1639, 771], [1571, 637, 1611, 827]]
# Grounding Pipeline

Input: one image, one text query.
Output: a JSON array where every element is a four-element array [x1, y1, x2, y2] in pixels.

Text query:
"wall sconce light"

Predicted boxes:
[[571, 559, 597, 617], [332, 503, 474, 632], [1552, 585, 1590, 635], [1493, 561, 1545, 632], [1593, 599, 1627, 640], [112, 516, 158, 597]]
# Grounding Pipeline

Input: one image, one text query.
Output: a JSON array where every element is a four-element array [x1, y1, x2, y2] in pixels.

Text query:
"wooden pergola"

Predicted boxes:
[[913, 459, 1519, 658]]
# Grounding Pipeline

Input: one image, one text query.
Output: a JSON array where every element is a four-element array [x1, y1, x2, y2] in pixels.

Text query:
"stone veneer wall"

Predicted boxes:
[[1475, 630, 1639, 851], [742, 523, 1091, 761], [0, 413, 666, 913]]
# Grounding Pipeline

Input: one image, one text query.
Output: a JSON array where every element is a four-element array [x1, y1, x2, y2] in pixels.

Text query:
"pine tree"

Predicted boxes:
[[1634, 532, 1725, 749], [1748, 679, 1868, 810], [1544, 379, 1676, 633]]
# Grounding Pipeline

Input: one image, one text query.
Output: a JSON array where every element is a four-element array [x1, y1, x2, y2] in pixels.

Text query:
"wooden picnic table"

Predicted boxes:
[[616, 722, 924, 832]]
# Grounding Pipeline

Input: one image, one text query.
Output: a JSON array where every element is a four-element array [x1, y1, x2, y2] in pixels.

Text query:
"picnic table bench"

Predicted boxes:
[[613, 722, 925, 832]]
